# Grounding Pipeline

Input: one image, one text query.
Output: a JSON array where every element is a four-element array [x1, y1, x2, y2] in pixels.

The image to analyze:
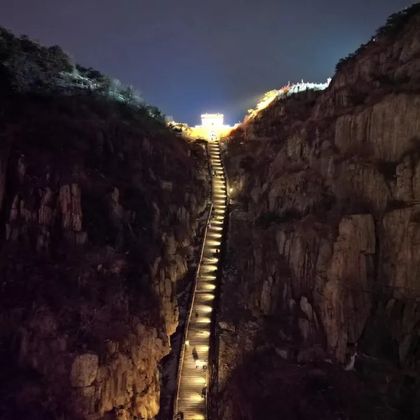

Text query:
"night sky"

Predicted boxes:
[[0, 0, 412, 124]]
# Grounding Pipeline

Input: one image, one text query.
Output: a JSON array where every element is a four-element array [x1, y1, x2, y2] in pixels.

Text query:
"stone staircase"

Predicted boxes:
[[174, 140, 227, 420]]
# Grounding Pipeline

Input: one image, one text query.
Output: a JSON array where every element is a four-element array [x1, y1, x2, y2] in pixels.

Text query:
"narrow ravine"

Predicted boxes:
[[174, 140, 228, 420]]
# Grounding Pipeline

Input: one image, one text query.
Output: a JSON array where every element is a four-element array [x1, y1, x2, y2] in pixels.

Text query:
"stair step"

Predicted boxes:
[[175, 141, 227, 419]]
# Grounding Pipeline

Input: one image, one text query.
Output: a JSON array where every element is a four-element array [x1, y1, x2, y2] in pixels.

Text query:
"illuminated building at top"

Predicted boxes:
[[168, 114, 237, 141], [191, 113, 236, 141]]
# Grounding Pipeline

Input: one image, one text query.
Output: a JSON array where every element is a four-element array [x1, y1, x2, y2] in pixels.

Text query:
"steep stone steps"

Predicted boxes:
[[174, 140, 227, 420]]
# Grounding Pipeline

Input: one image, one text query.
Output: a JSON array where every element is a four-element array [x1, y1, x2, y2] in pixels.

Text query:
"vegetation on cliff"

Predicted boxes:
[[336, 3, 420, 71], [0, 28, 209, 419], [216, 5, 420, 420], [0, 26, 165, 122]]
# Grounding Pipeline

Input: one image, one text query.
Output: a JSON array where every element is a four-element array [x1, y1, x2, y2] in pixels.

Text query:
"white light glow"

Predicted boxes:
[[200, 275, 216, 280], [193, 330, 210, 338], [186, 113, 237, 141], [247, 79, 331, 118], [204, 257, 219, 263], [189, 394, 203, 403], [207, 240, 221, 246], [197, 305, 213, 313], [191, 415, 205, 420], [204, 248, 219, 255], [208, 232, 222, 239], [198, 293, 215, 301], [199, 283, 216, 292], [201, 264, 218, 271], [196, 317, 211, 324], [189, 376, 207, 385], [196, 344, 209, 352]]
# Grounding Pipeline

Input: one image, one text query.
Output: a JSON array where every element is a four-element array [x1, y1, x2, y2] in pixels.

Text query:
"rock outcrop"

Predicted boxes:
[[0, 31, 210, 420], [215, 5, 420, 420]]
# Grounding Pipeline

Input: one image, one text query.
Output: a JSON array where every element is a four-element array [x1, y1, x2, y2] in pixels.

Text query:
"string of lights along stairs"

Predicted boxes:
[[174, 139, 227, 420]]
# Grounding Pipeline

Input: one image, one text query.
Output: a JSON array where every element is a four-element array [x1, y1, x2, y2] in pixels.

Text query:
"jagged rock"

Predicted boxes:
[[0, 55, 210, 419], [382, 207, 420, 296], [334, 94, 420, 162], [70, 354, 99, 387], [59, 184, 83, 232], [319, 214, 376, 361], [275, 348, 289, 360], [161, 180, 173, 191], [216, 7, 420, 419], [299, 296, 313, 321], [218, 321, 235, 333]]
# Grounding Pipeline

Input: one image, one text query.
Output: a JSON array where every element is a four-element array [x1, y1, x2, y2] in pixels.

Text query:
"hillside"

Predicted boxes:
[[0, 28, 210, 419], [215, 4, 420, 419]]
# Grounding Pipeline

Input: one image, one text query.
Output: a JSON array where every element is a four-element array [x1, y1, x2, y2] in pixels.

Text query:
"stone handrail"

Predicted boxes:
[[172, 141, 215, 418], [173, 200, 214, 418]]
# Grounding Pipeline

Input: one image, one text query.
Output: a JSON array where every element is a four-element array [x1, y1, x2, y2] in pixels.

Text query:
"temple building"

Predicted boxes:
[[169, 114, 237, 141], [190, 113, 236, 141]]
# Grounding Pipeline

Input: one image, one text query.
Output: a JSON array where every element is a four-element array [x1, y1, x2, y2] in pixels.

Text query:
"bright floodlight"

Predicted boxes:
[[201, 113, 224, 128], [190, 113, 236, 141]]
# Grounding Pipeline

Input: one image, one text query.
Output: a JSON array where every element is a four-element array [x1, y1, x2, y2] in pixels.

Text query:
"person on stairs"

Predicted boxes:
[[192, 346, 199, 368]]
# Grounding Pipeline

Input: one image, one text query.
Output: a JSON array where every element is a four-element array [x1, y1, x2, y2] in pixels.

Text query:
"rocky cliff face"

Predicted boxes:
[[216, 6, 420, 420], [0, 32, 210, 420]]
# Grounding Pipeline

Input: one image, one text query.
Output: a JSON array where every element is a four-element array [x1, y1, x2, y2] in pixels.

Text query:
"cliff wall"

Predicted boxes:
[[216, 6, 420, 419], [0, 30, 210, 420]]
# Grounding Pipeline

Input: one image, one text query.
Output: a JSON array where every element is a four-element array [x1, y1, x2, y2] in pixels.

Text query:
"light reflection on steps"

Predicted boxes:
[[174, 140, 227, 420]]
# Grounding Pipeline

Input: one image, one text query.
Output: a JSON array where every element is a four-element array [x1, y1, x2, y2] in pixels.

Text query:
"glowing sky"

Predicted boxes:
[[0, 0, 411, 124]]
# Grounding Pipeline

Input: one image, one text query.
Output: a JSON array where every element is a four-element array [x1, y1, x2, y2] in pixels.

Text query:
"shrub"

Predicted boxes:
[[335, 3, 420, 73], [0, 26, 166, 125], [375, 3, 420, 38]]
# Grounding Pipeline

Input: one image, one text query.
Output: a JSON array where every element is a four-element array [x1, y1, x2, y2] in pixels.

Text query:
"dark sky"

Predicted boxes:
[[0, 0, 412, 124]]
